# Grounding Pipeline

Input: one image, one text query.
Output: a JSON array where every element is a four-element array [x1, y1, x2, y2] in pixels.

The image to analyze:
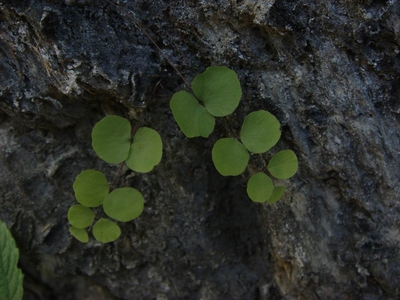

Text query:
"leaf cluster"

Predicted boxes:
[[170, 66, 298, 203], [68, 116, 162, 243], [170, 66, 241, 137]]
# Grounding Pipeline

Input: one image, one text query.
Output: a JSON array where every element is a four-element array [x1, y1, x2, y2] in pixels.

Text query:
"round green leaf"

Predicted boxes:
[[67, 205, 95, 229], [212, 138, 249, 176], [73, 170, 109, 207], [247, 172, 274, 203], [69, 227, 89, 243], [92, 219, 121, 243], [267, 186, 287, 204], [125, 127, 163, 173], [103, 187, 144, 222], [170, 90, 215, 138], [192, 66, 242, 117], [240, 110, 281, 154], [92, 115, 132, 164], [267, 150, 298, 179]]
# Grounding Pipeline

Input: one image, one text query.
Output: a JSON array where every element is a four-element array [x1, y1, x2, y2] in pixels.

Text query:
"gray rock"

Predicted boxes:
[[0, 0, 399, 299]]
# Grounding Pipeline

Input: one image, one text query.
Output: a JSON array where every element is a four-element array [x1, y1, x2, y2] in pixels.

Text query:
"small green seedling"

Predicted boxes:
[[68, 115, 162, 243], [0, 219, 24, 300], [170, 66, 298, 203]]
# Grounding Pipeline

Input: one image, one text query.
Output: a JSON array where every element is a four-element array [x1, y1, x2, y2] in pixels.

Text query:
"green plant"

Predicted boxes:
[[170, 66, 298, 203], [170, 66, 241, 137], [68, 115, 162, 243], [0, 219, 24, 300]]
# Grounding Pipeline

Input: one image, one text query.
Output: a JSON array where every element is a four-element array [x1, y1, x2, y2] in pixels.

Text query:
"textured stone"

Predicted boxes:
[[0, 0, 399, 299]]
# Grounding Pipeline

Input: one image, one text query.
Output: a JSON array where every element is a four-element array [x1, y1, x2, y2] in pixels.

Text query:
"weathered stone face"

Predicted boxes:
[[1, 0, 399, 299]]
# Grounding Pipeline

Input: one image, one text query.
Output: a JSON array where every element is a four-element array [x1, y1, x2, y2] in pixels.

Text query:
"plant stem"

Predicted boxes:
[[110, 161, 125, 189]]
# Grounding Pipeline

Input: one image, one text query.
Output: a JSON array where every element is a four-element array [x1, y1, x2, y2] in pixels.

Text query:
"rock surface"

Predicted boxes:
[[1, 0, 399, 299]]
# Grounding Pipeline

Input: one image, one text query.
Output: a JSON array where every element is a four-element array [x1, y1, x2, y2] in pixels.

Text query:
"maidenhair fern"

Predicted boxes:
[[69, 227, 89, 243], [126, 127, 163, 173], [67, 205, 95, 229], [103, 188, 144, 222], [240, 110, 281, 153], [267, 186, 287, 204], [73, 170, 109, 208], [92, 218, 121, 244], [170, 66, 298, 204], [170, 90, 215, 138], [68, 66, 298, 244], [267, 150, 299, 179], [247, 172, 274, 203], [68, 115, 162, 243], [191, 66, 242, 117], [170, 66, 241, 137], [91, 115, 132, 164], [211, 138, 249, 176]]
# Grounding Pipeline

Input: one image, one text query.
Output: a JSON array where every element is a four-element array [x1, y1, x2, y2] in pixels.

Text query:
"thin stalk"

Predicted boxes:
[[110, 161, 125, 189]]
